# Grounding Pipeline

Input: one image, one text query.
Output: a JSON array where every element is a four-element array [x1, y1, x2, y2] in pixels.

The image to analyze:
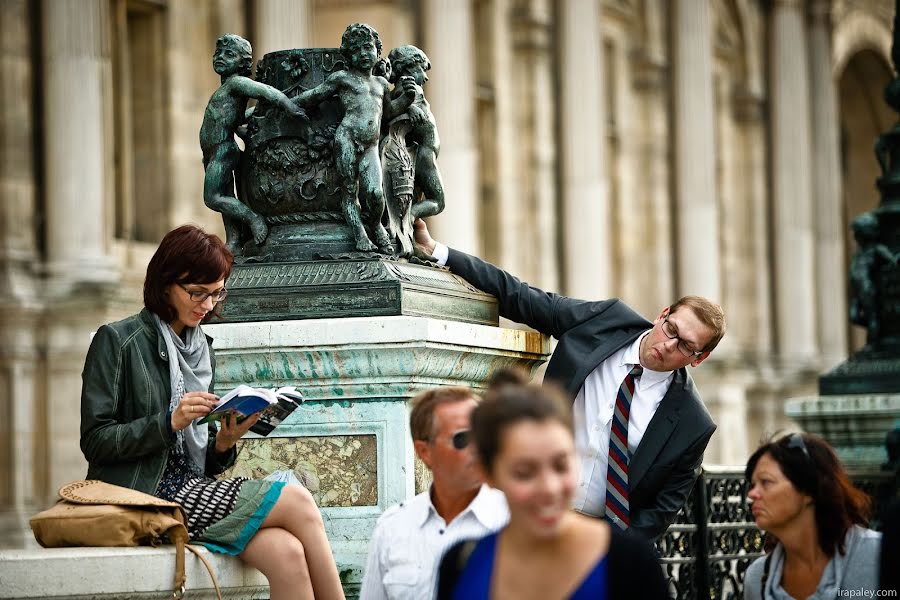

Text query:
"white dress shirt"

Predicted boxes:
[[572, 334, 674, 516], [431, 241, 450, 266], [360, 484, 509, 600]]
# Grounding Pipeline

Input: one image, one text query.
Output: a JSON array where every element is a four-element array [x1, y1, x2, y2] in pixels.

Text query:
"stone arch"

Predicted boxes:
[[833, 10, 892, 77]]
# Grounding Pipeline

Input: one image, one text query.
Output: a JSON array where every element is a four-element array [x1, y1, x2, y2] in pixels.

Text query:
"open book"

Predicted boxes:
[[198, 385, 303, 436]]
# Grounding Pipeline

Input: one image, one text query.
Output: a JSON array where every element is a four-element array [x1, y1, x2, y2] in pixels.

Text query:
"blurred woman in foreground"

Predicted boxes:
[[743, 433, 882, 600], [437, 369, 667, 599]]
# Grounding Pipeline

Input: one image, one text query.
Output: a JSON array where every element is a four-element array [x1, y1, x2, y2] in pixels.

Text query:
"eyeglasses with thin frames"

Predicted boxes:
[[661, 313, 704, 357], [179, 283, 228, 304]]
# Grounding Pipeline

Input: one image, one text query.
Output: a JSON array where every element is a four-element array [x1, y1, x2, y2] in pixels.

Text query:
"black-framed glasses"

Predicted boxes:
[[179, 284, 228, 304], [661, 313, 704, 357], [451, 430, 471, 450], [785, 432, 811, 462]]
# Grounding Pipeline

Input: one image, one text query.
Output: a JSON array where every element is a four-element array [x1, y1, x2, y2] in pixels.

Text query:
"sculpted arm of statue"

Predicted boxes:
[[296, 74, 342, 109], [232, 75, 307, 119], [383, 75, 417, 121]]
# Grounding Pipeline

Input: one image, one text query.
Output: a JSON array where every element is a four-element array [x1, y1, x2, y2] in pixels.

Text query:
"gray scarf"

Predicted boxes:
[[152, 313, 213, 474]]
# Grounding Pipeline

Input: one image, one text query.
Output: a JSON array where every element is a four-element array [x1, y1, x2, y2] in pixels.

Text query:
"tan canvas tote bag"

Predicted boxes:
[[30, 480, 222, 599]]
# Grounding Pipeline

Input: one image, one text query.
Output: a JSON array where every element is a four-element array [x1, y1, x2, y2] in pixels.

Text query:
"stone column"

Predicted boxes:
[[770, 0, 817, 365], [672, 0, 720, 301], [252, 0, 311, 57], [422, 0, 480, 255], [808, 0, 847, 366], [558, 0, 610, 299], [0, 0, 43, 526], [42, 0, 116, 287]]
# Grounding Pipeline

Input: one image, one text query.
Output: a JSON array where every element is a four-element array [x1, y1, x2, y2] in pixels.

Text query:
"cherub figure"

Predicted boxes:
[[296, 23, 416, 252], [200, 33, 306, 253], [387, 45, 444, 219], [848, 212, 899, 345]]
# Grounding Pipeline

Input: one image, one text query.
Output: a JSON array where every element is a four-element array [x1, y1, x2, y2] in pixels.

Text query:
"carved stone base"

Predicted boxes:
[[819, 344, 900, 395], [785, 393, 900, 469], [221, 257, 499, 325]]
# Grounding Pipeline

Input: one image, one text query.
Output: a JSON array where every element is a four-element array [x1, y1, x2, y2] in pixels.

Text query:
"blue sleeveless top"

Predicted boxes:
[[450, 532, 608, 600]]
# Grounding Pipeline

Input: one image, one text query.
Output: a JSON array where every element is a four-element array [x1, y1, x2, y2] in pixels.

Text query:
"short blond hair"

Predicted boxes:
[[670, 295, 726, 352]]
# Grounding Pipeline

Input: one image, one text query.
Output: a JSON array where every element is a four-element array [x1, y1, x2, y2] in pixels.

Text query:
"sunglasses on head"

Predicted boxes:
[[451, 429, 471, 450], [785, 432, 811, 462]]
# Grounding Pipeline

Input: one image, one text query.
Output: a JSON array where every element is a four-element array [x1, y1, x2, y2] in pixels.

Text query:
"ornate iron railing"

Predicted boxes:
[[656, 465, 896, 600]]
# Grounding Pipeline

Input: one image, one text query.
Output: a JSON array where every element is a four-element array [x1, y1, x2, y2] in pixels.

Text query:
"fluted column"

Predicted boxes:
[[422, 0, 480, 255], [809, 0, 847, 365], [770, 0, 817, 365], [672, 0, 720, 301], [42, 0, 115, 286], [252, 0, 311, 57], [558, 0, 610, 299], [0, 0, 42, 517]]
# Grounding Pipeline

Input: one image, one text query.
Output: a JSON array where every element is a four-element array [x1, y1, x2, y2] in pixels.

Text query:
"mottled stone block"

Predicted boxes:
[[223, 435, 378, 507]]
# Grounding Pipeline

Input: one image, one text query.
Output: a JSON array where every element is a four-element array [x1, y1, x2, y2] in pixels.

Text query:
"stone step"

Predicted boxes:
[[0, 544, 365, 600]]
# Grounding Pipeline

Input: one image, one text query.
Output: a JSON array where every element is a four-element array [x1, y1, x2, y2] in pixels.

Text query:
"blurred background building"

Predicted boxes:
[[0, 0, 894, 521]]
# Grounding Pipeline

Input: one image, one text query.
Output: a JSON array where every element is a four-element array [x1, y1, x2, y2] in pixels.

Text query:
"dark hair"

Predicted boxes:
[[472, 367, 573, 473], [745, 433, 871, 556], [669, 295, 726, 352], [409, 386, 478, 442], [143, 224, 234, 323]]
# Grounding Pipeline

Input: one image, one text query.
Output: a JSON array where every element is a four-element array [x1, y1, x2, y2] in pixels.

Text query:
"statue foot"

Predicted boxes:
[[355, 236, 378, 252], [249, 215, 269, 245], [372, 224, 392, 248]]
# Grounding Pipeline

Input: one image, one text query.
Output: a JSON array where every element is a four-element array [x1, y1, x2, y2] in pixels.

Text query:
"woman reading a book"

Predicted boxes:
[[79, 224, 345, 600]]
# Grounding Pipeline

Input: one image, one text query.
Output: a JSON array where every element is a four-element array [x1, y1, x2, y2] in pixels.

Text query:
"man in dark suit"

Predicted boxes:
[[414, 220, 726, 541]]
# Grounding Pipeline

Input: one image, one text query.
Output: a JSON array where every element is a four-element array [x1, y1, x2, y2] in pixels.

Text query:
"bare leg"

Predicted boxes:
[[410, 146, 445, 219], [335, 131, 376, 251], [258, 485, 345, 600], [359, 148, 392, 252], [240, 527, 314, 600], [203, 143, 268, 245]]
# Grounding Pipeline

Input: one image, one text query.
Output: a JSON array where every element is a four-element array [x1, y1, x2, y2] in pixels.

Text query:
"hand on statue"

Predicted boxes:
[[214, 412, 259, 453], [400, 75, 418, 103], [171, 391, 218, 432], [413, 218, 437, 255], [290, 98, 309, 121]]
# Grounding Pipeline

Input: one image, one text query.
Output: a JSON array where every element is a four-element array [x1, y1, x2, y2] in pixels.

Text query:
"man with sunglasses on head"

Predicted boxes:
[[413, 219, 725, 542], [360, 387, 509, 600]]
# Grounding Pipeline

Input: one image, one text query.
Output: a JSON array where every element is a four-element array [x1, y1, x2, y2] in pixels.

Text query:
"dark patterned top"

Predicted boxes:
[[155, 449, 248, 539]]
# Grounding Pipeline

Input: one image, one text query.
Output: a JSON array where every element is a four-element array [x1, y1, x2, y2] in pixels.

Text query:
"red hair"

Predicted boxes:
[[143, 225, 233, 323]]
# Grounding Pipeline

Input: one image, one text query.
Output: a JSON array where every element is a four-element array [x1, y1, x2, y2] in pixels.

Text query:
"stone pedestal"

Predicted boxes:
[[786, 393, 900, 469], [204, 315, 550, 595]]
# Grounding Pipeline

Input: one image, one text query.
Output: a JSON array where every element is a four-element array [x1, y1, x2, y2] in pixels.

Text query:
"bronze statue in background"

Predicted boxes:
[[200, 24, 436, 261], [200, 34, 307, 253]]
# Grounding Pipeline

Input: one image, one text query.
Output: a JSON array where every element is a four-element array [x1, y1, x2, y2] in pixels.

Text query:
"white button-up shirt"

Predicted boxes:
[[572, 334, 674, 516], [360, 484, 509, 600]]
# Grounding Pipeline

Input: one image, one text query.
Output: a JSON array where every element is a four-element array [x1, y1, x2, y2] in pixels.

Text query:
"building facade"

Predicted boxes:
[[0, 0, 894, 523]]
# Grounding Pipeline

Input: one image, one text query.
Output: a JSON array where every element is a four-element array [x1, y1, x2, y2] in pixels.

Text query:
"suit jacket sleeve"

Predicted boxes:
[[630, 423, 716, 541], [447, 248, 619, 337]]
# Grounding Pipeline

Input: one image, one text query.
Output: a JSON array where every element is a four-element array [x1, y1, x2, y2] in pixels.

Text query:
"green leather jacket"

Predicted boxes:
[[80, 308, 236, 494]]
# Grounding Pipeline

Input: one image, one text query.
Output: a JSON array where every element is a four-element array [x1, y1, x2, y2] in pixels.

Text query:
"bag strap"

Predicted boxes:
[[186, 545, 223, 600], [170, 528, 222, 600]]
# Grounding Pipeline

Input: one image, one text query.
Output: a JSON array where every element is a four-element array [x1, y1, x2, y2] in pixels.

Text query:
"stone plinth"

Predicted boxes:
[[785, 393, 900, 468], [204, 315, 550, 595]]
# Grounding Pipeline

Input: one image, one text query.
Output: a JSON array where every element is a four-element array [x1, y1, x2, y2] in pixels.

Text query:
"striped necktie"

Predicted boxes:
[[605, 364, 643, 529]]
